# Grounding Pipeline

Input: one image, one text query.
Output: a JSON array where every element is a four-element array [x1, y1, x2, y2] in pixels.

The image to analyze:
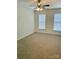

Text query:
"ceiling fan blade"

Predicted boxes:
[[43, 4, 50, 7]]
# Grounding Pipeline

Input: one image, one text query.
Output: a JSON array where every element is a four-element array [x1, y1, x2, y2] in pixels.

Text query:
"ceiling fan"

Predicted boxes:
[[34, 0, 50, 11]]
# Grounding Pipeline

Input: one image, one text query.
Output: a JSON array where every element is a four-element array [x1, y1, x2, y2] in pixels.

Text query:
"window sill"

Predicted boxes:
[[54, 30, 61, 33], [39, 29, 45, 32]]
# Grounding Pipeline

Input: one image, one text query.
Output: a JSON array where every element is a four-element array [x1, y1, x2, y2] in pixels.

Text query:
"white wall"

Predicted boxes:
[[17, 1, 34, 40]]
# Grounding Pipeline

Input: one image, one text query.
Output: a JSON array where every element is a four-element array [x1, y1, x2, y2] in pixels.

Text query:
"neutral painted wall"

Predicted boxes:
[[17, 1, 34, 40], [34, 8, 61, 35]]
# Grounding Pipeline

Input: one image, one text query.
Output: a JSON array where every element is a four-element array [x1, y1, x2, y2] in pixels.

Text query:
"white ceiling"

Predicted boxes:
[[18, 0, 61, 9]]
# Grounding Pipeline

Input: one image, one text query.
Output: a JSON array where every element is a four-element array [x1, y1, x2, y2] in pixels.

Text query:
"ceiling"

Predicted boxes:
[[18, 0, 61, 9]]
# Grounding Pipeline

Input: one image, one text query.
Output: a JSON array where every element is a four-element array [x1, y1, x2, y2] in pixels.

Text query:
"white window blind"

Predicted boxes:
[[53, 14, 61, 32], [39, 15, 45, 29]]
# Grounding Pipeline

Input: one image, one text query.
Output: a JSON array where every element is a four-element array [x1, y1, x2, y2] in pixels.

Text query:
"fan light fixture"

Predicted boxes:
[[34, 0, 50, 11], [35, 2, 44, 11], [35, 7, 44, 11]]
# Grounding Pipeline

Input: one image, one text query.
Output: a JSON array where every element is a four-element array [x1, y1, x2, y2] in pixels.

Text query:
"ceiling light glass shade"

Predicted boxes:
[[38, 3, 41, 6], [35, 7, 45, 11]]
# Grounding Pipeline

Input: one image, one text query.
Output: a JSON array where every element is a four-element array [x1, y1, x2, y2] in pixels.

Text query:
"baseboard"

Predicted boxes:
[[17, 32, 34, 40], [17, 31, 61, 40], [36, 31, 61, 36]]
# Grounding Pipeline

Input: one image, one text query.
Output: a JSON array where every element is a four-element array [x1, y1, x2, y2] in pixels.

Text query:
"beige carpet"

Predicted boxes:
[[17, 32, 61, 59]]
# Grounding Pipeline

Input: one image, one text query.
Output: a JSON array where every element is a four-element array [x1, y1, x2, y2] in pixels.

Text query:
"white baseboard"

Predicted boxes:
[[17, 31, 60, 40], [36, 31, 61, 35], [17, 32, 34, 40]]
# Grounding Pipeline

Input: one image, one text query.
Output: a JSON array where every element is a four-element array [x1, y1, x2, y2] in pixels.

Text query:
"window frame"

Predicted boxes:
[[38, 14, 46, 30], [53, 13, 61, 32]]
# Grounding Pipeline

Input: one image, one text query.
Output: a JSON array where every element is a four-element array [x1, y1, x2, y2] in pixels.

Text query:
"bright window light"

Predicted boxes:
[[53, 14, 61, 32], [39, 15, 45, 29]]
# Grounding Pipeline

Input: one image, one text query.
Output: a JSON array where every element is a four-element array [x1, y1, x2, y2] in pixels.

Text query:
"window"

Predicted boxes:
[[39, 15, 45, 30], [53, 14, 61, 32]]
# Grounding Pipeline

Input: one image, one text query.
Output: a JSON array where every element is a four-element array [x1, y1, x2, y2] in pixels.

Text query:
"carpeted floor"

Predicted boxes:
[[17, 32, 61, 59]]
